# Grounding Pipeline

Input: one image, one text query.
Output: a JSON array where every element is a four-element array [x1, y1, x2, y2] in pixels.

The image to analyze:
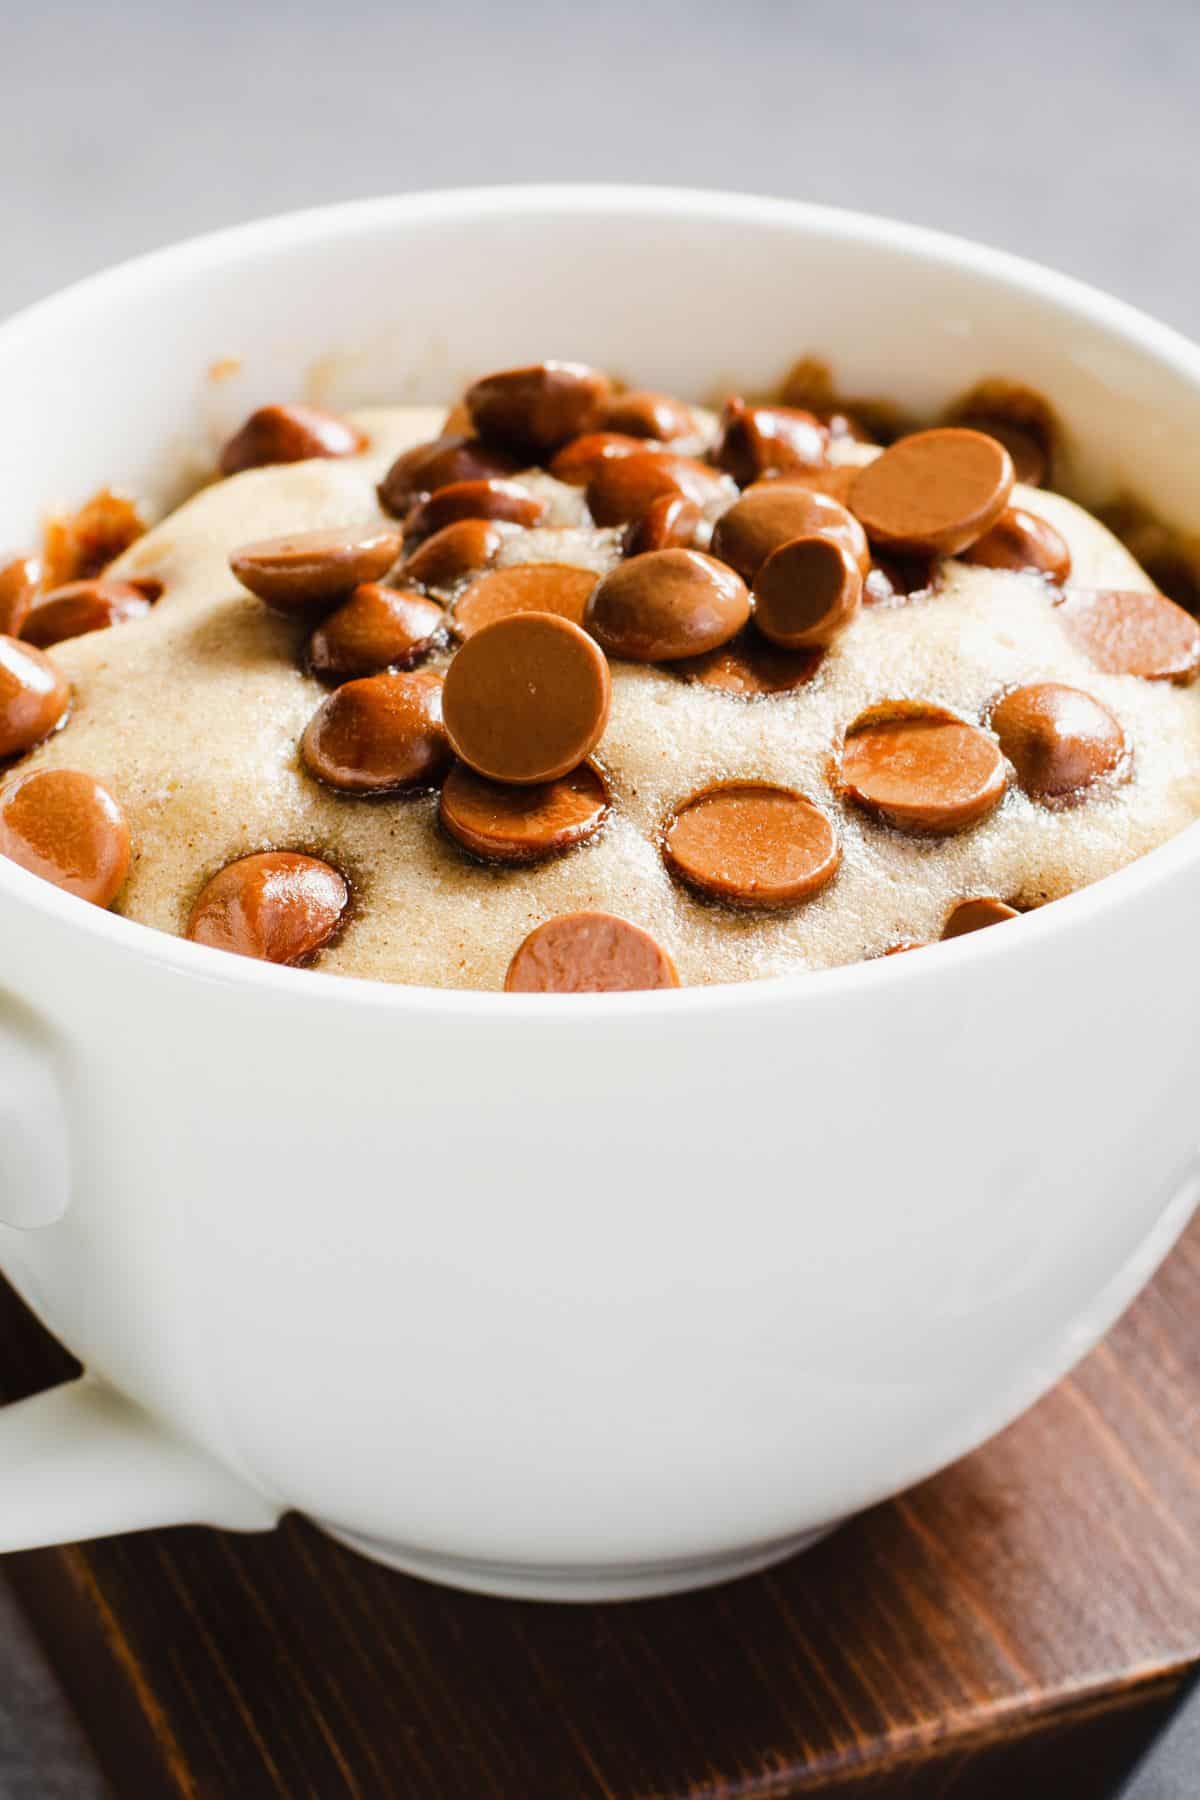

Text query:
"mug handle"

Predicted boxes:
[[0, 1379, 279, 1551], [0, 1003, 279, 1549]]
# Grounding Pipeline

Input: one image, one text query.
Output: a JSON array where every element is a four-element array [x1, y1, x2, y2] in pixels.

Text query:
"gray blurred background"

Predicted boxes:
[[1, 0, 1196, 1792]]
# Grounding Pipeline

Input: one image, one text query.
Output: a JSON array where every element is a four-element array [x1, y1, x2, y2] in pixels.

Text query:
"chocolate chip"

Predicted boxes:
[[1056, 589, 1200, 683], [301, 670, 450, 793], [753, 536, 863, 649], [601, 390, 699, 441], [230, 525, 403, 615], [0, 554, 39, 638], [219, 404, 366, 476], [944, 384, 1058, 486], [949, 398, 1053, 487], [306, 585, 444, 682], [664, 782, 840, 909], [840, 709, 1008, 835], [442, 613, 611, 786], [401, 518, 522, 591], [440, 759, 609, 864], [675, 629, 822, 697], [713, 399, 828, 485], [991, 682, 1127, 799], [942, 897, 1019, 937], [505, 912, 679, 992], [848, 429, 1014, 556], [0, 636, 70, 758], [965, 418, 1047, 488], [406, 478, 547, 538], [452, 563, 598, 639], [548, 432, 646, 484], [377, 435, 519, 517], [187, 852, 348, 963], [711, 484, 870, 583], [42, 489, 145, 586], [0, 768, 129, 906], [465, 362, 611, 454], [22, 579, 153, 648], [962, 506, 1071, 582], [623, 494, 703, 557], [586, 450, 729, 527], [585, 549, 750, 662]]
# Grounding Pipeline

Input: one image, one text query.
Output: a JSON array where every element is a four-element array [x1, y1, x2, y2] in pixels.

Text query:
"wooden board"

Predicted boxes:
[[2, 1217, 1199, 1799]]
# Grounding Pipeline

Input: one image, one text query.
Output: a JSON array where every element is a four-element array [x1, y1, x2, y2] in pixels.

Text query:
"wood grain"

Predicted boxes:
[[2, 1218, 1198, 1799]]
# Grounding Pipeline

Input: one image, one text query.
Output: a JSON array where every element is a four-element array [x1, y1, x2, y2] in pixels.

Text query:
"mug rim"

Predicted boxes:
[[3, 181, 1198, 1014]]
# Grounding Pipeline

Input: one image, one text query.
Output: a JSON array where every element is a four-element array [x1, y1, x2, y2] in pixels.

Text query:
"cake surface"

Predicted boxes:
[[11, 400, 1200, 990]]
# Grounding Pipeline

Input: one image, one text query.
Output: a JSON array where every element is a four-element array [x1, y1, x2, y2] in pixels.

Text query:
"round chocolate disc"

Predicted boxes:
[[753, 535, 863, 649], [306, 585, 444, 683], [990, 682, 1126, 799], [848, 428, 1014, 556], [710, 483, 870, 583], [440, 759, 609, 864], [841, 709, 1008, 834], [1056, 588, 1200, 683], [942, 897, 1020, 938], [301, 669, 451, 793], [0, 767, 130, 906], [452, 563, 598, 639], [466, 362, 612, 454], [230, 526, 403, 613], [663, 782, 840, 908], [22, 579, 153, 648], [0, 635, 70, 759], [442, 612, 611, 785], [505, 912, 680, 992], [585, 549, 750, 662], [962, 506, 1071, 582], [187, 851, 348, 964], [219, 404, 367, 476]]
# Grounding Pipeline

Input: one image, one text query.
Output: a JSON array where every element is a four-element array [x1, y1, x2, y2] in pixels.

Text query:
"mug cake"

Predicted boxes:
[[2, 359, 1198, 991]]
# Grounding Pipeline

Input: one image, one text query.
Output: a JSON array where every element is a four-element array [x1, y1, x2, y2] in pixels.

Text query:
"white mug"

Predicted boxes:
[[1, 187, 1198, 1602]]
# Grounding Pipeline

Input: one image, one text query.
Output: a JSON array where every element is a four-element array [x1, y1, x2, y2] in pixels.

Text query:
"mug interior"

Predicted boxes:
[[2, 184, 1199, 1000]]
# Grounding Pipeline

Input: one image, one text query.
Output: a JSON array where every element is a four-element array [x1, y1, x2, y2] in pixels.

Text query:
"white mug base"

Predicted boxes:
[[314, 1519, 845, 1604]]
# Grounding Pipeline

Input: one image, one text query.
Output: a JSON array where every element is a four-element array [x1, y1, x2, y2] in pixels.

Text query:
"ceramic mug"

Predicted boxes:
[[1, 188, 1198, 1602]]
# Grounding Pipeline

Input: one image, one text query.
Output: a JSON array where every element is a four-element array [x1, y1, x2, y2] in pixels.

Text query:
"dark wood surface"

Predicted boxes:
[[2, 1217, 1198, 1800]]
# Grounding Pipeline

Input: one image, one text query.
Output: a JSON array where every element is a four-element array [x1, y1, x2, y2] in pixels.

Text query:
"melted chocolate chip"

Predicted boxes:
[[848, 429, 1014, 556], [0, 767, 129, 906], [505, 912, 679, 992], [840, 708, 1008, 835], [664, 782, 840, 909], [306, 585, 444, 682], [188, 852, 348, 963], [22, 579, 153, 648], [301, 670, 451, 793], [0, 635, 70, 759], [442, 613, 610, 785], [585, 549, 750, 662], [219, 405, 366, 476], [440, 759, 609, 864]]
